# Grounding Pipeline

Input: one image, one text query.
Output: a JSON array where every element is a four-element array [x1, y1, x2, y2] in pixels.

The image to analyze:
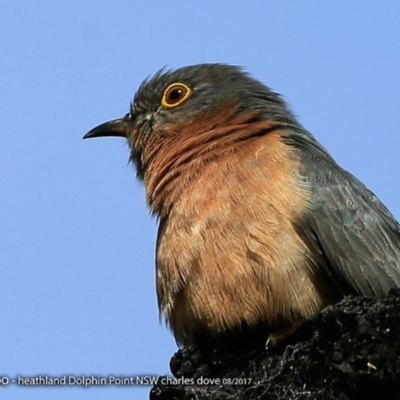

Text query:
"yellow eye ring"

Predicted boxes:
[[161, 83, 191, 108]]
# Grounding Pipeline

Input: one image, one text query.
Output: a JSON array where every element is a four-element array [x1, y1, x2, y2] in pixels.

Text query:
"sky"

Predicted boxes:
[[1, 2, 399, 399]]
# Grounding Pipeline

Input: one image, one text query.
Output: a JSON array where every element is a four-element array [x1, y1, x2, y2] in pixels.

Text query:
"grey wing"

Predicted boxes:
[[288, 132, 400, 297]]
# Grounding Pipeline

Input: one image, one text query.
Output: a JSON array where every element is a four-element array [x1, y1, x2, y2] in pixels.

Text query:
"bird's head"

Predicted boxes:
[[84, 63, 298, 183]]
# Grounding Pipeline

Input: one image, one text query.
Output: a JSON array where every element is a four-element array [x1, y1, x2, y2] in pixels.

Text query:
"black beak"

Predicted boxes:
[[83, 117, 130, 139]]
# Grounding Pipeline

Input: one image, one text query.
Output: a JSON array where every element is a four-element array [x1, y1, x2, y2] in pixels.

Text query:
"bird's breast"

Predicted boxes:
[[154, 131, 333, 345]]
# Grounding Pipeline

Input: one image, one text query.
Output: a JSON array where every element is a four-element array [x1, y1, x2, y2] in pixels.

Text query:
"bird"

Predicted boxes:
[[84, 63, 400, 347]]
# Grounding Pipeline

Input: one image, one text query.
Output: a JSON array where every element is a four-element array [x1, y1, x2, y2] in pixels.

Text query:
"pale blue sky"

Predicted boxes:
[[1, 2, 399, 399]]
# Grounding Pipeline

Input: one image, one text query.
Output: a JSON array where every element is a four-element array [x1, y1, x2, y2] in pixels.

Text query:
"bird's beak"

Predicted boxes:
[[83, 117, 130, 140]]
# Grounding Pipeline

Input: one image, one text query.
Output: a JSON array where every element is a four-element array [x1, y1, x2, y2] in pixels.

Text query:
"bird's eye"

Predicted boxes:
[[161, 83, 191, 108]]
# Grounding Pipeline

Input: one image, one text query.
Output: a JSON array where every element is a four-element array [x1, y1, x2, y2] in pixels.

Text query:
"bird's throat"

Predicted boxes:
[[142, 118, 288, 217]]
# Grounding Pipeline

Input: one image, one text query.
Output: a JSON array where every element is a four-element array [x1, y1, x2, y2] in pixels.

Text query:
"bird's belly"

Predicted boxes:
[[155, 137, 334, 345], [156, 188, 330, 345]]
